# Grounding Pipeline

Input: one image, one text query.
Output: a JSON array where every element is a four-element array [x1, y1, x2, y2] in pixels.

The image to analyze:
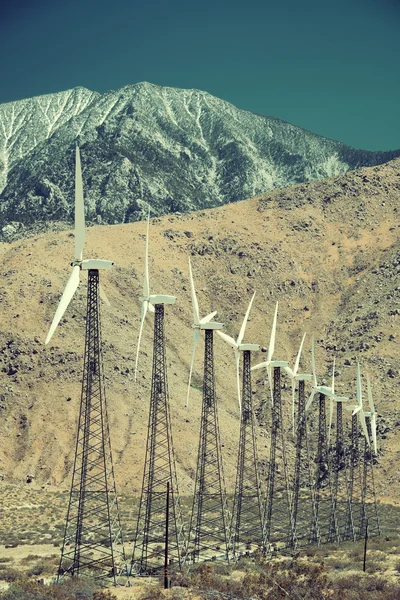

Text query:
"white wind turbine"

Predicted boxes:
[[304, 338, 346, 441], [283, 333, 312, 433], [345, 364, 369, 443], [365, 373, 378, 455], [186, 257, 223, 407], [251, 302, 288, 404], [216, 291, 259, 409], [134, 208, 176, 380], [45, 147, 113, 345]]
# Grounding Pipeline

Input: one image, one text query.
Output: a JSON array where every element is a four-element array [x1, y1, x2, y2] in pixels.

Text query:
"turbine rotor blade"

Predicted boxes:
[[74, 147, 86, 261], [188, 257, 200, 325], [371, 414, 377, 455], [200, 310, 217, 324], [267, 301, 278, 363], [235, 350, 241, 410], [251, 361, 268, 371], [305, 389, 316, 412], [238, 291, 256, 346], [311, 336, 317, 387], [143, 207, 150, 298], [294, 332, 306, 376], [284, 365, 294, 378], [45, 265, 80, 344], [366, 373, 375, 413], [216, 330, 238, 349], [292, 381, 296, 435], [134, 300, 149, 380], [267, 364, 274, 405], [360, 410, 370, 445], [328, 398, 334, 444], [331, 357, 336, 394], [356, 363, 362, 407], [186, 329, 200, 408], [99, 284, 110, 306]]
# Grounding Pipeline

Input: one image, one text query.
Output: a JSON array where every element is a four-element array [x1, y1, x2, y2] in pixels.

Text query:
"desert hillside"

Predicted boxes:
[[0, 157, 400, 502]]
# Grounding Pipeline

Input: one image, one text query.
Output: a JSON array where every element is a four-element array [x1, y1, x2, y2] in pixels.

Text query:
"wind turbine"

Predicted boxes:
[[284, 333, 316, 549], [45, 147, 113, 345], [216, 291, 258, 409], [186, 257, 222, 408], [343, 364, 369, 541], [186, 258, 229, 564], [361, 373, 381, 538], [365, 373, 378, 455], [131, 210, 184, 574], [251, 302, 288, 404], [216, 292, 264, 556], [251, 303, 293, 550], [46, 147, 126, 583], [304, 337, 338, 544], [283, 332, 311, 434], [134, 207, 176, 380]]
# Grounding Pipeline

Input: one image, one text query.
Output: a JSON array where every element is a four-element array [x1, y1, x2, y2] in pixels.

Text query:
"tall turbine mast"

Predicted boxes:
[[131, 210, 185, 574], [361, 374, 381, 539], [252, 303, 293, 552], [217, 292, 264, 557], [46, 147, 126, 583], [284, 334, 316, 549], [305, 338, 339, 545], [343, 364, 368, 541], [185, 258, 230, 563], [325, 365, 354, 542]]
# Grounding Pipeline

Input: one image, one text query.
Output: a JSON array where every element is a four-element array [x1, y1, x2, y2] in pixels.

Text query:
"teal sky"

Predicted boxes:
[[0, 0, 399, 150]]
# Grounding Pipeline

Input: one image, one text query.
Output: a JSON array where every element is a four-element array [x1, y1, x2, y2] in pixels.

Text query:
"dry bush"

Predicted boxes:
[[0, 577, 117, 600]]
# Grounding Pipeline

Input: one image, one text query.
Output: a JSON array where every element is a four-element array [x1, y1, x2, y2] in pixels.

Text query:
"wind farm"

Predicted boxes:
[[0, 153, 399, 597]]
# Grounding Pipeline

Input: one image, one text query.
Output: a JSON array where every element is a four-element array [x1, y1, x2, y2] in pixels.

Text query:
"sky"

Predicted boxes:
[[0, 0, 399, 151]]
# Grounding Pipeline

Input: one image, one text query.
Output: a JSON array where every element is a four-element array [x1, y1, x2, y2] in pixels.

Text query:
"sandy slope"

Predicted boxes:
[[0, 157, 400, 502]]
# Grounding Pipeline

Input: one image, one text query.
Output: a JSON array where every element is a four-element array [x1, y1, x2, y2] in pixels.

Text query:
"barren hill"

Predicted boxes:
[[0, 157, 400, 504]]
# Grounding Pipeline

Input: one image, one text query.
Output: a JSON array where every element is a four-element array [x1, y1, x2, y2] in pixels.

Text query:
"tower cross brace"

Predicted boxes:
[[132, 303, 185, 575], [231, 350, 264, 557], [58, 269, 126, 583], [187, 328, 229, 563]]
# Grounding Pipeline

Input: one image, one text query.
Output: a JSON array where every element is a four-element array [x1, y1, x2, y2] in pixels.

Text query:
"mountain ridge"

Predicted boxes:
[[1, 82, 399, 242]]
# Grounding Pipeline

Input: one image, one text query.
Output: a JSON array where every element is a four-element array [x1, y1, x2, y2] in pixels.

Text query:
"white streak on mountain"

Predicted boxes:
[[0, 82, 399, 240]]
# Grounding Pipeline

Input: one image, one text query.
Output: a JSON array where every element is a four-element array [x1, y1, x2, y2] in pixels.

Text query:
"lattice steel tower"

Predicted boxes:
[[231, 349, 264, 557], [343, 410, 364, 540], [58, 270, 126, 582], [361, 416, 381, 538], [264, 364, 293, 551], [132, 303, 185, 574], [187, 329, 229, 563], [330, 400, 354, 542], [290, 376, 317, 549], [310, 392, 338, 545]]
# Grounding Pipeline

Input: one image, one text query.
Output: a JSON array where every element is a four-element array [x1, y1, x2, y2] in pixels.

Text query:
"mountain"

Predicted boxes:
[[1, 82, 399, 241], [0, 157, 400, 503]]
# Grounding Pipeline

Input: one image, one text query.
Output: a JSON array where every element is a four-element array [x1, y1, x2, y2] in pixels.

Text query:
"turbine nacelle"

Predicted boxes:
[[238, 343, 260, 352], [192, 322, 224, 330], [270, 360, 288, 368], [72, 259, 114, 270], [294, 373, 313, 382], [140, 294, 177, 305]]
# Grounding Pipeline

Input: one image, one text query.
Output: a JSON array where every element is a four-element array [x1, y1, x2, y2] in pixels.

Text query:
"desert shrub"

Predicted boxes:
[[137, 584, 166, 600], [0, 576, 117, 600], [0, 568, 20, 582]]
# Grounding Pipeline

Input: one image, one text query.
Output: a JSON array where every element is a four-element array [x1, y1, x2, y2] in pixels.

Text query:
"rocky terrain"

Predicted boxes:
[[1, 83, 399, 241], [0, 156, 399, 509]]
